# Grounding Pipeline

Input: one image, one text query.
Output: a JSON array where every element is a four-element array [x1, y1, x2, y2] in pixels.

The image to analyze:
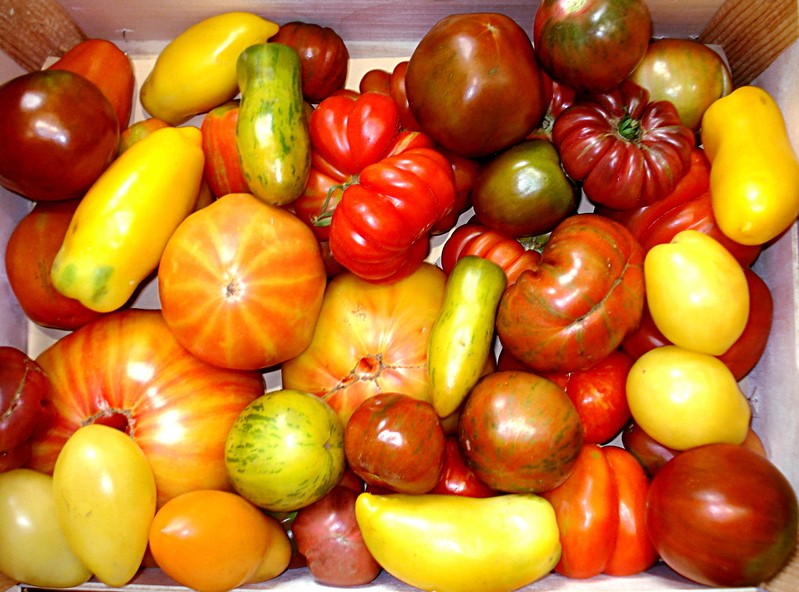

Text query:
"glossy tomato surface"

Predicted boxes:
[[533, 0, 652, 93], [431, 436, 498, 498], [647, 444, 798, 587], [0, 70, 119, 201], [405, 13, 546, 158], [27, 309, 265, 507]]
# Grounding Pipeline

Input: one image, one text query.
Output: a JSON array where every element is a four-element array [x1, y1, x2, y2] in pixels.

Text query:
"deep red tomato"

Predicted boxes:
[[541, 444, 657, 578], [0, 69, 119, 201], [359, 68, 391, 95], [48, 38, 135, 130], [533, 0, 652, 93], [344, 392, 446, 494], [0, 347, 51, 468], [158, 193, 327, 371], [200, 101, 250, 198], [622, 267, 773, 381], [429, 148, 481, 235], [457, 371, 584, 493], [647, 443, 798, 587], [431, 436, 498, 498], [291, 485, 381, 586], [552, 81, 695, 210], [4, 199, 105, 330], [440, 222, 542, 286], [405, 13, 547, 158], [497, 213, 645, 373], [269, 21, 349, 104], [26, 309, 265, 507], [528, 71, 577, 140], [544, 350, 633, 444]]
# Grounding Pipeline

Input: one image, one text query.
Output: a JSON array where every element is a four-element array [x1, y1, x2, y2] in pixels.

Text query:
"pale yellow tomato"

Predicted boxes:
[[626, 345, 751, 450], [52, 424, 157, 587], [0, 469, 92, 587], [644, 230, 749, 355]]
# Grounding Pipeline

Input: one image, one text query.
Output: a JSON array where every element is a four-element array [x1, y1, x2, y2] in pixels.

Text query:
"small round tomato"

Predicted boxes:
[[431, 436, 498, 498], [149, 489, 291, 592]]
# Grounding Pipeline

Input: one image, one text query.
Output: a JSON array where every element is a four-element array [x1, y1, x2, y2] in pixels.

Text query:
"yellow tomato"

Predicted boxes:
[[52, 424, 157, 587], [355, 492, 561, 592], [0, 469, 91, 587], [644, 230, 749, 355], [148, 490, 290, 592], [626, 345, 751, 450]]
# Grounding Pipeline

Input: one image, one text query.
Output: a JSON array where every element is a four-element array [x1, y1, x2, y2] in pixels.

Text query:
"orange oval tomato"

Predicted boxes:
[[149, 489, 291, 592]]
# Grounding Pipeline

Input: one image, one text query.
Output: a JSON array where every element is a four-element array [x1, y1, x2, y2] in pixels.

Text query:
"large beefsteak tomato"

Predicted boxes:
[[497, 213, 645, 373], [281, 263, 447, 424], [26, 309, 265, 507]]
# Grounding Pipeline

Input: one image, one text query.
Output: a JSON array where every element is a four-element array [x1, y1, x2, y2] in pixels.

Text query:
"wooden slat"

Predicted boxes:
[[0, 0, 85, 71], [698, 0, 798, 86]]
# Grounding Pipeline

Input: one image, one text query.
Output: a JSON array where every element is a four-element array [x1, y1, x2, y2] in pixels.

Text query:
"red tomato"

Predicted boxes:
[[149, 489, 290, 592], [405, 13, 547, 158], [281, 263, 447, 424], [553, 81, 695, 210], [0, 347, 51, 467], [158, 193, 327, 371], [533, 0, 652, 93], [26, 309, 265, 507], [344, 393, 445, 494], [541, 444, 658, 579], [48, 38, 135, 131], [544, 350, 633, 444], [4, 199, 105, 330], [458, 371, 583, 493], [292, 485, 381, 586], [497, 213, 645, 373], [429, 147, 480, 235], [0, 69, 119, 201], [431, 436, 498, 498], [387, 61, 422, 132], [647, 443, 798, 587], [528, 71, 576, 140], [622, 267, 773, 381], [269, 21, 349, 104], [200, 101, 250, 198], [359, 68, 391, 95]]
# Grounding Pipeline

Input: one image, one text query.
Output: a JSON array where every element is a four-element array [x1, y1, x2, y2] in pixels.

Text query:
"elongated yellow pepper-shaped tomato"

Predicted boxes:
[[701, 85, 799, 245], [140, 12, 279, 125], [51, 126, 204, 313], [355, 493, 561, 592]]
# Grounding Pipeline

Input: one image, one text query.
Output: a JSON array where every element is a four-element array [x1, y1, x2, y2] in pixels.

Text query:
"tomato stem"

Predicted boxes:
[[617, 110, 642, 142]]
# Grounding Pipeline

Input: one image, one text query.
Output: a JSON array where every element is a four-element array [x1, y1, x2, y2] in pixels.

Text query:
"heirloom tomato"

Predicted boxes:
[[5, 199, 105, 330], [542, 444, 657, 578], [497, 214, 645, 373], [647, 444, 798, 587], [158, 193, 327, 371], [458, 371, 583, 493], [432, 436, 498, 498], [282, 263, 447, 424], [149, 489, 291, 592], [528, 71, 576, 139], [533, 0, 652, 93], [552, 81, 695, 210], [200, 101, 249, 198], [0, 69, 119, 201], [471, 138, 579, 238], [0, 469, 92, 588], [405, 12, 547, 158], [629, 38, 732, 131], [441, 222, 542, 286], [117, 117, 170, 154], [26, 309, 264, 507]]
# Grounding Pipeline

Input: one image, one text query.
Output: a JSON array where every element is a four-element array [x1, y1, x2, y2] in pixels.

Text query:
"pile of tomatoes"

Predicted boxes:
[[1, 2, 799, 592]]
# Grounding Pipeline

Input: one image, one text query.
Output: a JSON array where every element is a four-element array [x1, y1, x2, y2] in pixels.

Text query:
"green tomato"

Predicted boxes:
[[0, 468, 92, 587], [52, 424, 157, 587], [225, 389, 346, 512]]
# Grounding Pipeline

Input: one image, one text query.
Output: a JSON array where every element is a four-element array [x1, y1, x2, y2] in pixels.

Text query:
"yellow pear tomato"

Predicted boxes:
[[626, 345, 751, 450], [644, 229, 749, 355]]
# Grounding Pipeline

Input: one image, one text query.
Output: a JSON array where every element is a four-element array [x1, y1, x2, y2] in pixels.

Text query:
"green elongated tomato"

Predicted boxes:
[[355, 492, 561, 592], [236, 42, 311, 206], [52, 424, 157, 587], [428, 256, 506, 417]]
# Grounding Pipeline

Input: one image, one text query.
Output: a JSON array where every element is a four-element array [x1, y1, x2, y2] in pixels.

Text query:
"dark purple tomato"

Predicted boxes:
[[0, 69, 119, 201], [533, 0, 652, 93], [458, 371, 583, 493], [646, 443, 798, 587]]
